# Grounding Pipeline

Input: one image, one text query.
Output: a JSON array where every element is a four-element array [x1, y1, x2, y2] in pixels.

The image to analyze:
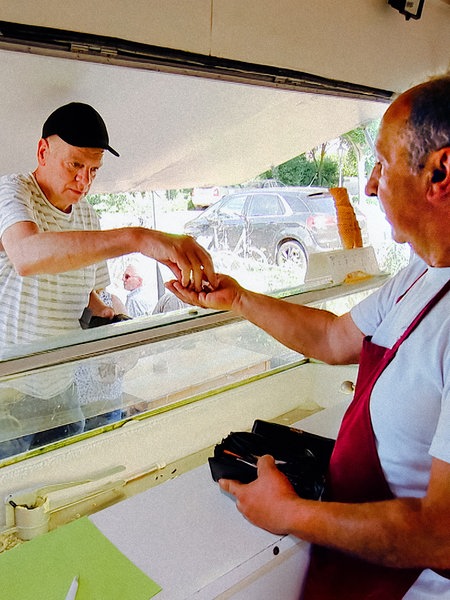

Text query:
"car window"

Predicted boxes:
[[303, 195, 336, 214], [247, 194, 284, 217], [283, 193, 335, 214], [202, 200, 225, 217], [218, 194, 247, 217]]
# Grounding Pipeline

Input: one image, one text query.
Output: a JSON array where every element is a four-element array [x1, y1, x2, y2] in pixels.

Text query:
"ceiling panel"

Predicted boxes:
[[0, 50, 387, 191]]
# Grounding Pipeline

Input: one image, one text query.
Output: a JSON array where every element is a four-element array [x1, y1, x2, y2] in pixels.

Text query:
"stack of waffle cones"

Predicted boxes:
[[329, 187, 363, 249]]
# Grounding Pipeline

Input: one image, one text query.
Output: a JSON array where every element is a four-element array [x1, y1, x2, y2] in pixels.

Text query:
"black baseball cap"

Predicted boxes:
[[42, 102, 119, 157]]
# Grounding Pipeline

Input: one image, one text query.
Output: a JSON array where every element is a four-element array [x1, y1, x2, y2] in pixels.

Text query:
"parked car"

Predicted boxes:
[[241, 178, 287, 188], [191, 186, 229, 209], [184, 187, 368, 272]]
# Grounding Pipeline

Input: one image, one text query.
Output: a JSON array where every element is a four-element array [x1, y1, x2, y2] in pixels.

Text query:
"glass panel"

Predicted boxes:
[[0, 273, 387, 466], [286, 194, 335, 214], [0, 44, 398, 462], [217, 195, 247, 217], [0, 313, 306, 463]]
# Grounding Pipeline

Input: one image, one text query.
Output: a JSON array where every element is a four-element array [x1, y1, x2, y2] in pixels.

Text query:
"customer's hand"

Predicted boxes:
[[140, 230, 216, 292]]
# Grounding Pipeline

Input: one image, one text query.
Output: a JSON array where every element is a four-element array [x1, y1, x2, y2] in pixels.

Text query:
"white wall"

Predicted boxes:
[[1, 0, 449, 93]]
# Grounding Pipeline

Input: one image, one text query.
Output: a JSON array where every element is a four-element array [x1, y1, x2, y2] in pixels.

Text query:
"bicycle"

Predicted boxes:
[[206, 212, 268, 274]]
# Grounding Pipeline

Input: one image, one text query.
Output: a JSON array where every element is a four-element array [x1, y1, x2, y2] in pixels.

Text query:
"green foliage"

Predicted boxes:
[[276, 155, 316, 185], [312, 156, 339, 186], [343, 119, 380, 177], [264, 153, 338, 187], [86, 193, 132, 215], [259, 118, 380, 190]]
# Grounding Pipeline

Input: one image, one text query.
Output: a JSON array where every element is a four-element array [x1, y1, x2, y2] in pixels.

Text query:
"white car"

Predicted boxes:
[[191, 186, 229, 209]]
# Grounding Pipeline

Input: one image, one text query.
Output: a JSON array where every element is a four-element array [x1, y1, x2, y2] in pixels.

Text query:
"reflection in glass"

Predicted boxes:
[[0, 366, 82, 459], [0, 315, 307, 462], [0, 46, 397, 463]]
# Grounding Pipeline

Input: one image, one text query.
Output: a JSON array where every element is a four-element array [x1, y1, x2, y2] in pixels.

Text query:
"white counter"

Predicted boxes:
[[89, 401, 350, 599], [0, 362, 354, 598]]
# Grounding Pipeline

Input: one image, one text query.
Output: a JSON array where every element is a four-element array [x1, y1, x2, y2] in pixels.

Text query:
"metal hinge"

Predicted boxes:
[[70, 42, 117, 58]]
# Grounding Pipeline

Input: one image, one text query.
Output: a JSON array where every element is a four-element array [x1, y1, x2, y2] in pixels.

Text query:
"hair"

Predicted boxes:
[[403, 74, 450, 173]]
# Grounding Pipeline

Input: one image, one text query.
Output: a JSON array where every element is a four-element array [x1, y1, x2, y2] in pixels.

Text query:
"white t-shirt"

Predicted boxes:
[[0, 173, 110, 395], [351, 257, 450, 599], [125, 286, 153, 318]]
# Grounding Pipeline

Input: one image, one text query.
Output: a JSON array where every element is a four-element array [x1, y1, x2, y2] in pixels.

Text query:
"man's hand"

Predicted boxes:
[[140, 230, 217, 292], [166, 273, 243, 311], [88, 290, 114, 318], [221, 456, 450, 570], [218, 455, 300, 535]]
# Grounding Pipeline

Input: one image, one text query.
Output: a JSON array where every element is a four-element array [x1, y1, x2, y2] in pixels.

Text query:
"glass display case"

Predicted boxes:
[[0, 272, 387, 600], [0, 270, 386, 467]]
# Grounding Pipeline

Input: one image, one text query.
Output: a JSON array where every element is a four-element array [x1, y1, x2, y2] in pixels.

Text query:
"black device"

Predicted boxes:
[[387, 0, 425, 20], [79, 307, 132, 329], [209, 419, 336, 500]]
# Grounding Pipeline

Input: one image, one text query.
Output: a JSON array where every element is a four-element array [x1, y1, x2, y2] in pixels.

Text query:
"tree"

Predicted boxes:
[[308, 143, 339, 186], [276, 155, 316, 185], [261, 148, 338, 187], [259, 118, 380, 192], [87, 191, 158, 228], [87, 192, 132, 215], [337, 119, 380, 201]]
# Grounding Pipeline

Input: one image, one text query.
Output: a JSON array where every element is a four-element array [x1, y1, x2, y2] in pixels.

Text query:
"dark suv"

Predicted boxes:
[[184, 187, 368, 271]]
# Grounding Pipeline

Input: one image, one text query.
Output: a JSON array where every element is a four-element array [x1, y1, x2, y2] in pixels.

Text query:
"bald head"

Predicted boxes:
[[391, 75, 450, 173]]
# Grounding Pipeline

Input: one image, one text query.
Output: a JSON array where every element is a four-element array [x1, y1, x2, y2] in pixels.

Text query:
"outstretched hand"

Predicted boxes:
[[141, 231, 217, 292], [218, 455, 299, 535], [166, 272, 243, 312]]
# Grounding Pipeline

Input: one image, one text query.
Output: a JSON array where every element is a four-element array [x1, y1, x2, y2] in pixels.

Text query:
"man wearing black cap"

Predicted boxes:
[[0, 102, 216, 456], [0, 101, 215, 345], [42, 102, 120, 158]]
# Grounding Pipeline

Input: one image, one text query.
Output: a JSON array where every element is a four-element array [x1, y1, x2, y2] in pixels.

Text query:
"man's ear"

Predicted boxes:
[[426, 148, 450, 203], [36, 138, 49, 165]]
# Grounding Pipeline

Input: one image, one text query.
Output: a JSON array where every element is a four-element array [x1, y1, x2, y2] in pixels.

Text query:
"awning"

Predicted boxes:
[[0, 49, 387, 192]]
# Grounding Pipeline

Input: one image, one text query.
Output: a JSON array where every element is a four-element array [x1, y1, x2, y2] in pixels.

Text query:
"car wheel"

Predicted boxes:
[[276, 240, 307, 271]]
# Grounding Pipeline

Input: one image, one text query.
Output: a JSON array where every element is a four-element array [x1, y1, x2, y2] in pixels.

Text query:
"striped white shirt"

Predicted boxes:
[[0, 173, 110, 394]]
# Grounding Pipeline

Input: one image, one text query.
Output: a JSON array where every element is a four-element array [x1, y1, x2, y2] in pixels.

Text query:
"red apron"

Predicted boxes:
[[301, 277, 450, 600]]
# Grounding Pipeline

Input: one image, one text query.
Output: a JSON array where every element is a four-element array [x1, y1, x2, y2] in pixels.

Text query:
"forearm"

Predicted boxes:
[[169, 273, 363, 363], [222, 458, 450, 571], [5, 223, 215, 291], [6, 226, 145, 275], [234, 288, 361, 364], [285, 495, 449, 569]]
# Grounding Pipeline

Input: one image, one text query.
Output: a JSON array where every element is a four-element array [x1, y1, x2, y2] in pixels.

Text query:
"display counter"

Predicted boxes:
[[87, 401, 350, 599], [0, 271, 384, 598], [0, 364, 353, 599]]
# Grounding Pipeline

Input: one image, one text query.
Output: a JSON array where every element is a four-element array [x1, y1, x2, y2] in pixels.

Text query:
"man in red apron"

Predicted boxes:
[[169, 75, 450, 598]]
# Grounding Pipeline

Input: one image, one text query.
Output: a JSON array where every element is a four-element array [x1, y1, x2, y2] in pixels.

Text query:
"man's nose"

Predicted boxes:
[[365, 164, 380, 197], [75, 167, 92, 187]]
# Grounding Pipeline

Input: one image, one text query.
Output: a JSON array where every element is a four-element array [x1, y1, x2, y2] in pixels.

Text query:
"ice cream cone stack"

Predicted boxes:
[[329, 187, 363, 249]]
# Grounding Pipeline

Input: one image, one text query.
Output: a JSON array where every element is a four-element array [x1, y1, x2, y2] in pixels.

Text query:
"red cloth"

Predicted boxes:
[[301, 278, 450, 600]]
